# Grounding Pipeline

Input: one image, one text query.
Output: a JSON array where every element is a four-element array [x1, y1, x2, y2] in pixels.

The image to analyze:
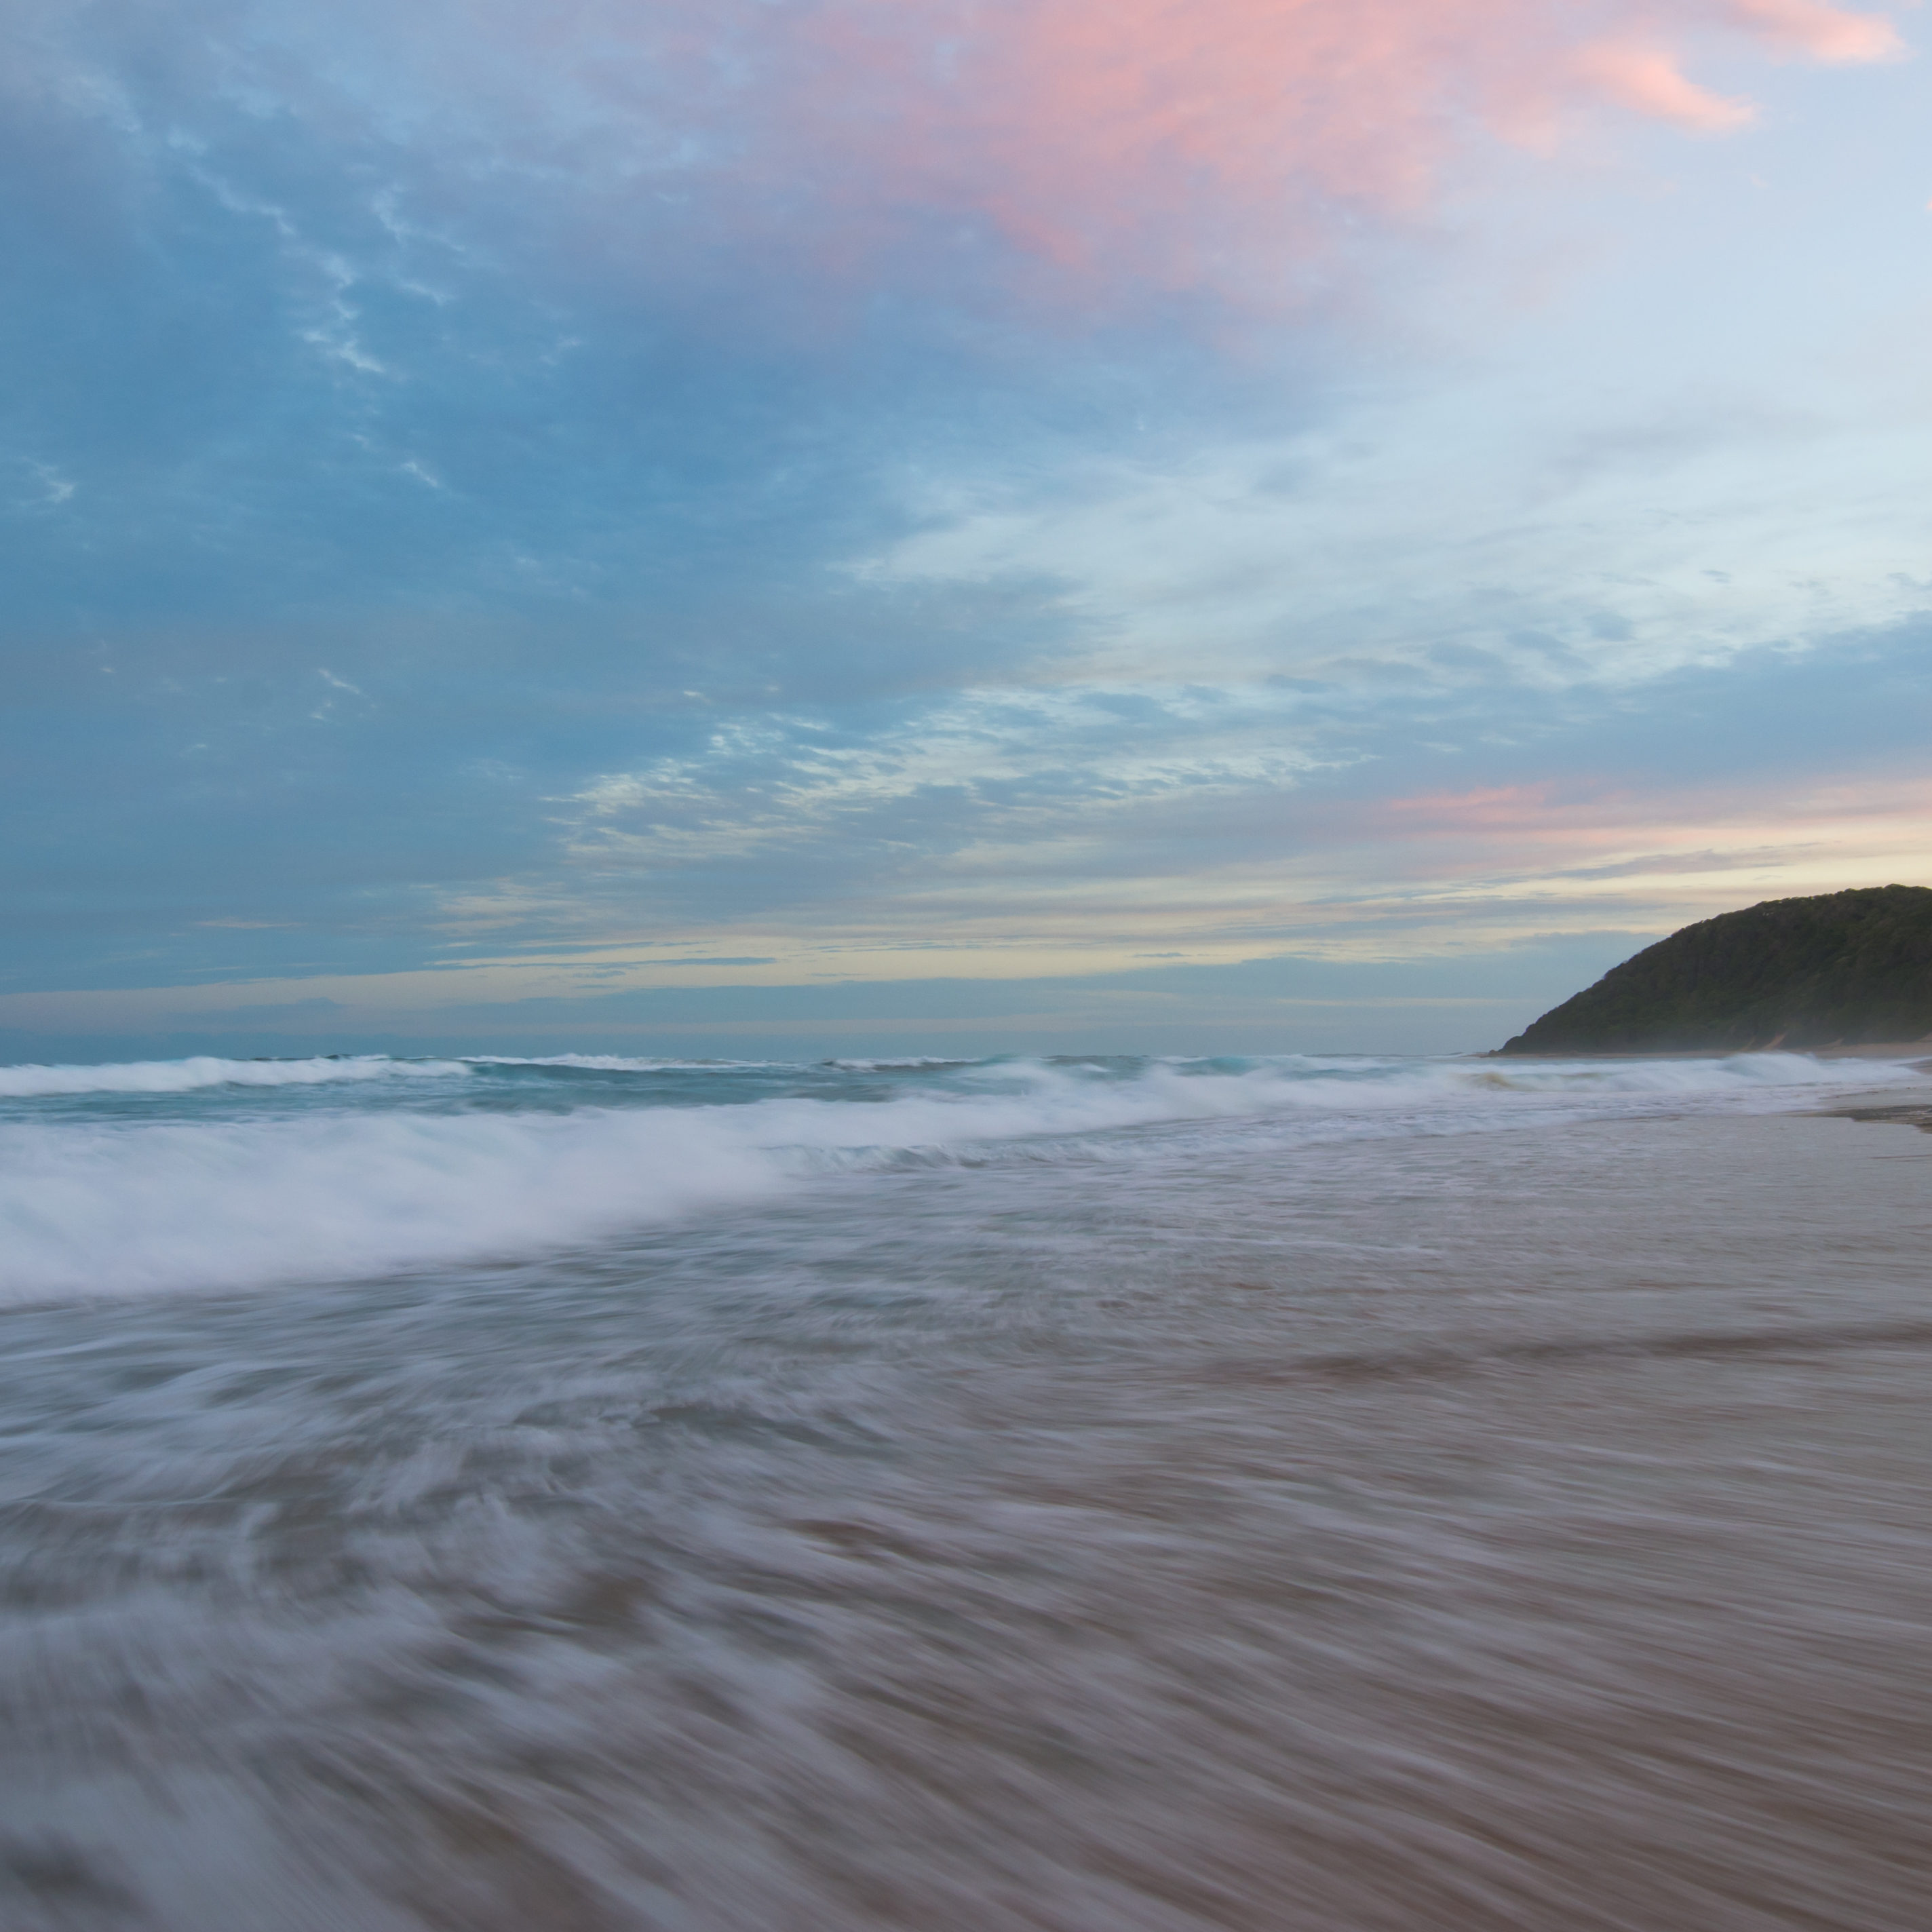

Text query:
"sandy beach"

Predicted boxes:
[[3, 1053, 1930, 1930]]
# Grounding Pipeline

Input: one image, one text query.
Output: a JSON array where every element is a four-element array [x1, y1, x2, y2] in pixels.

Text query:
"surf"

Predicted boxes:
[[0, 1049, 1914, 1305]]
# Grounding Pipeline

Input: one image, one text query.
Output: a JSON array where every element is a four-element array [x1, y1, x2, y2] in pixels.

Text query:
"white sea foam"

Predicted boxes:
[[0, 1055, 470, 1098], [0, 1051, 1912, 1302], [823, 1056, 973, 1070], [464, 1054, 790, 1071]]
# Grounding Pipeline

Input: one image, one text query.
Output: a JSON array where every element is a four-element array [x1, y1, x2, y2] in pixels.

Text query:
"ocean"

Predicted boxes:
[[2, 1049, 1929, 1930]]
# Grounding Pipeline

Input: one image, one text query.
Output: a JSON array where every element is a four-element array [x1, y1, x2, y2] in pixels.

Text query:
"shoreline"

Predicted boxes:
[[7, 1094, 1931, 1931], [1484, 1041, 1932, 1066]]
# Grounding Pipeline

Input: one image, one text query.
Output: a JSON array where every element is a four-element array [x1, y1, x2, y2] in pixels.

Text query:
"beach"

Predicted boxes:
[[2, 1053, 1929, 1930]]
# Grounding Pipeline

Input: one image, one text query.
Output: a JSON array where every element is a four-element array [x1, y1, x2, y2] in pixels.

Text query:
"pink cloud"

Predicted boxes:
[[1572, 38, 1757, 132], [1358, 769, 1932, 876], [1724, 0, 1906, 61], [1380, 785, 1575, 832], [720, 0, 1904, 301], [85, 0, 1901, 311]]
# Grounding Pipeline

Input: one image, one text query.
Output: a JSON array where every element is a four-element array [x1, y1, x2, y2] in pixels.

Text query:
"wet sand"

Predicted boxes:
[[3, 1087, 1930, 1929]]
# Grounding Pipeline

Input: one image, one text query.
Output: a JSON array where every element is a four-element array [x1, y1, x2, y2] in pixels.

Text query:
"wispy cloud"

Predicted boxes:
[[857, 350, 1932, 689], [0, 0, 1921, 1049], [9, 0, 1903, 321], [561, 688, 1329, 874]]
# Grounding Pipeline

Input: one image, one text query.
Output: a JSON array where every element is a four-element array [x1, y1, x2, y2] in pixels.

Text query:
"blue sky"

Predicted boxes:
[[3, 0, 1929, 1060]]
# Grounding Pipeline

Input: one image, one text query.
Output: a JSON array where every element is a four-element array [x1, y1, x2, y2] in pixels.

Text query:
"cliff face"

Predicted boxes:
[[1498, 886, 1932, 1056]]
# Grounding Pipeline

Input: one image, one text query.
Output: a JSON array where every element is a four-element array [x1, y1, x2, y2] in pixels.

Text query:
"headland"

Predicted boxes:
[[1497, 885, 1932, 1056]]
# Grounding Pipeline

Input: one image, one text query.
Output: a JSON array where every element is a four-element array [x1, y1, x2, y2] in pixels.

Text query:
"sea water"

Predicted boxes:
[[1, 1050, 1928, 1929]]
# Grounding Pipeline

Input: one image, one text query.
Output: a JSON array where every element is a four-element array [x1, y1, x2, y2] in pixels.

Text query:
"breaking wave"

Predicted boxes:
[[822, 1056, 974, 1070], [464, 1054, 790, 1071], [0, 1054, 471, 1098], [0, 1050, 1912, 1302]]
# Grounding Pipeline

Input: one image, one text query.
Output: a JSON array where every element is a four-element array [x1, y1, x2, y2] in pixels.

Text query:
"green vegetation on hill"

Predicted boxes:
[[1498, 885, 1932, 1055]]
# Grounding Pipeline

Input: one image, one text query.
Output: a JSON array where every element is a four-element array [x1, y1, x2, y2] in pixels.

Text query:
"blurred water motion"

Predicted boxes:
[[1, 1056, 1927, 1929]]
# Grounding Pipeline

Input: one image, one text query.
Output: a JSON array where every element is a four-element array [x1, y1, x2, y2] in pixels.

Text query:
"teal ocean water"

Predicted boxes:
[[2, 1049, 1928, 1929], [1, 1049, 1902, 1301]]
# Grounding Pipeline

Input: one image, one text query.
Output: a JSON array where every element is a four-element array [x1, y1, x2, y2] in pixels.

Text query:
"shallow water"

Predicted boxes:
[[1, 1052, 1929, 1929]]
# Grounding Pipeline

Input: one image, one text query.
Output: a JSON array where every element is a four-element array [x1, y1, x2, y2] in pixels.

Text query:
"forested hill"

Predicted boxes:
[[1497, 886, 1932, 1055]]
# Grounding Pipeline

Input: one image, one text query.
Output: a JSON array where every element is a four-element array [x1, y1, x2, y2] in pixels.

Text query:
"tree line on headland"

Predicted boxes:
[[1497, 885, 1932, 1055]]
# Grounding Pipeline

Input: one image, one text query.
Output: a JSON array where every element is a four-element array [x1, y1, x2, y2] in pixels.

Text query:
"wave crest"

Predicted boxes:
[[0, 1055, 470, 1098], [0, 1050, 1912, 1302]]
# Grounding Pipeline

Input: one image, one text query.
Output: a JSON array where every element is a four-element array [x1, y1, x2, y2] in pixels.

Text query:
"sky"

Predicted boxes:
[[3, 0, 1929, 1060]]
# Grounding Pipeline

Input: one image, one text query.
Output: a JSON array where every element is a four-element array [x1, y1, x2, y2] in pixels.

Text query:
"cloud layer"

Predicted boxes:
[[0, 0, 1924, 1051], [10, 0, 1903, 317]]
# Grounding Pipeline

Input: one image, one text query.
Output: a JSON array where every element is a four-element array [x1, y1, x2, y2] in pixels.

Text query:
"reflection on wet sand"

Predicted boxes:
[[2, 1099, 1929, 1929]]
